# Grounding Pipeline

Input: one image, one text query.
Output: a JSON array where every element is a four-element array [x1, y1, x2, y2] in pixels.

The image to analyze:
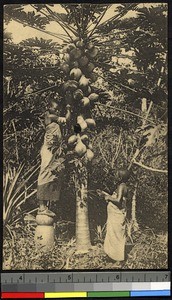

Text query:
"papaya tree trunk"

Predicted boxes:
[[74, 162, 91, 252]]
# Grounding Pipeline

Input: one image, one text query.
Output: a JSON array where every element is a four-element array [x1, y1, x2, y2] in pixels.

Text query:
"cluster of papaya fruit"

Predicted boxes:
[[68, 130, 94, 161], [60, 38, 99, 161], [60, 38, 99, 106]]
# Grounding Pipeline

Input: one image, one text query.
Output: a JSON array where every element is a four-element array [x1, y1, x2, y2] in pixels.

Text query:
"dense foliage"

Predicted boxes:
[[3, 3, 168, 268]]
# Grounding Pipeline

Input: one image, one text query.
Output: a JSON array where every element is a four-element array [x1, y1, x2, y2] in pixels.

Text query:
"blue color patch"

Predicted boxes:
[[131, 290, 171, 297]]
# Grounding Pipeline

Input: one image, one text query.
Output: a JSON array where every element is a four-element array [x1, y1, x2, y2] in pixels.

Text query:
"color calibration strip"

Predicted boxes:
[[0, 291, 171, 298], [1, 272, 171, 297], [1, 290, 171, 298]]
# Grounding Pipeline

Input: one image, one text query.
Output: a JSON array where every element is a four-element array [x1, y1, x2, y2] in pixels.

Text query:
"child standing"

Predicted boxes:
[[97, 169, 130, 262], [37, 100, 66, 217]]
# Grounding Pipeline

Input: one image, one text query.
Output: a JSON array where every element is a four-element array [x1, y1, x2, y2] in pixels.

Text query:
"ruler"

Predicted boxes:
[[1, 271, 171, 293]]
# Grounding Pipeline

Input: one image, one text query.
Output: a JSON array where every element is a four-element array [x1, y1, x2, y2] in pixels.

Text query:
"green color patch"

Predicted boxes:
[[88, 291, 130, 297]]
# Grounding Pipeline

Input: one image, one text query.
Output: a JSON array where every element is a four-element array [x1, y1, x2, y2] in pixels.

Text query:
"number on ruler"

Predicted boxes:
[[116, 275, 119, 280], [165, 274, 168, 279], [19, 276, 23, 281], [68, 275, 71, 280]]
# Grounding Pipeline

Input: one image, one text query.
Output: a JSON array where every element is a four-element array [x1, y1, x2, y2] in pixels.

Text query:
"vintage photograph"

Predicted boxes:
[[3, 3, 168, 270]]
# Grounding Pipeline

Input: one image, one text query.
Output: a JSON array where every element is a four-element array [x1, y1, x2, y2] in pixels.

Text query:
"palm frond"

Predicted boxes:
[[99, 3, 138, 28], [7, 165, 39, 208], [96, 4, 139, 36], [44, 5, 77, 40], [88, 5, 112, 38], [6, 164, 24, 204], [3, 164, 39, 233]]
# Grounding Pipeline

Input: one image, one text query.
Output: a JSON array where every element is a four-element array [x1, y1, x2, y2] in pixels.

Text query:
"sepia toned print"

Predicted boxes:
[[3, 3, 168, 270]]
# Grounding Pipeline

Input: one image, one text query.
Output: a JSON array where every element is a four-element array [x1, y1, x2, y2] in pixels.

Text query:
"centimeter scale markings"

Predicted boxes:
[[1, 272, 171, 293]]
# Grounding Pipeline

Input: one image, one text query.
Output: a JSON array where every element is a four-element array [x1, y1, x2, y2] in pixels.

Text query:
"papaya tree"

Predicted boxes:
[[4, 3, 167, 251]]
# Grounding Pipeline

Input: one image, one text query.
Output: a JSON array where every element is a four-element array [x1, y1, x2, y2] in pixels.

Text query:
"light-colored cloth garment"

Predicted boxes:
[[104, 201, 126, 261], [37, 122, 64, 202]]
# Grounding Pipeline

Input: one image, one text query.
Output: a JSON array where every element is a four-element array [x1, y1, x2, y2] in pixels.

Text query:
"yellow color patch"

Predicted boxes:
[[45, 292, 87, 298]]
